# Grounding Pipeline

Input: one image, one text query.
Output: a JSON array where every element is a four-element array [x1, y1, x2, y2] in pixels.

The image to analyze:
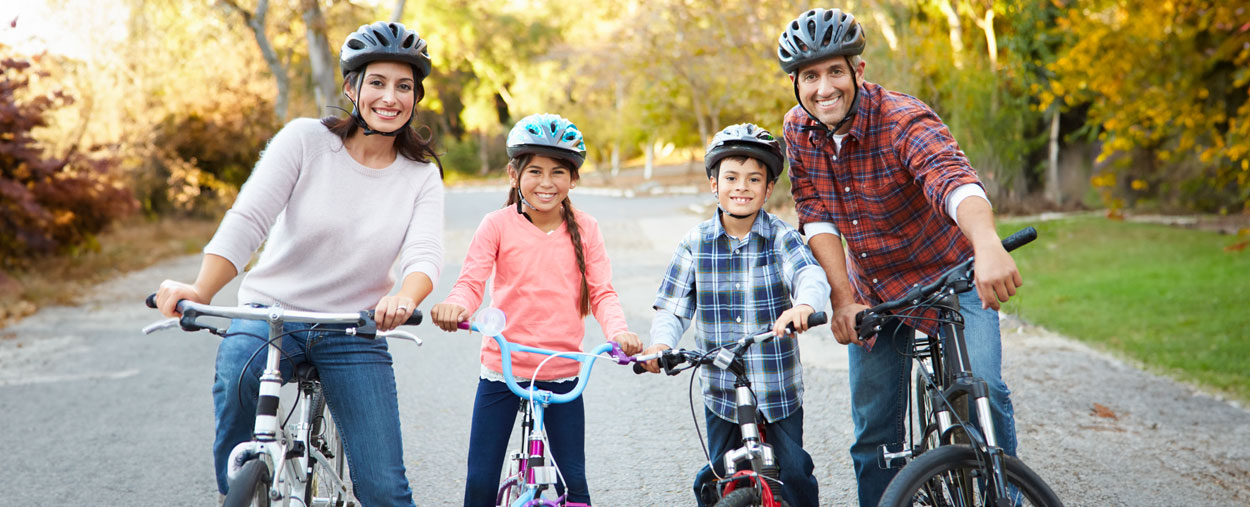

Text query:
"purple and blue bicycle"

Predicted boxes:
[[459, 308, 641, 507]]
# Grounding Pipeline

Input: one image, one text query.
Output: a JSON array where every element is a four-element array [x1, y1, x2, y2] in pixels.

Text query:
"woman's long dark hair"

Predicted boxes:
[[506, 153, 590, 317], [322, 68, 443, 179]]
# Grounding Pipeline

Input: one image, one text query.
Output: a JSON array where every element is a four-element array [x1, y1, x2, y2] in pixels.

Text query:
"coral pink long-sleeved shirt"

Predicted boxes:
[[444, 207, 629, 380]]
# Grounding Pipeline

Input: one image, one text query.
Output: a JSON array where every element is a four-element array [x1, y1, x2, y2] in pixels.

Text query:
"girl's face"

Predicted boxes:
[[346, 61, 416, 131], [509, 155, 576, 216]]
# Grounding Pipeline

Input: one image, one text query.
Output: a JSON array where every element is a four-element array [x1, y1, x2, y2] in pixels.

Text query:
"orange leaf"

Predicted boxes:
[[1091, 403, 1118, 419], [1225, 241, 1248, 252]]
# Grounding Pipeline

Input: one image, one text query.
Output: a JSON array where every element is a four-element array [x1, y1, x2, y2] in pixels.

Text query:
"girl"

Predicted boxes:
[[154, 22, 442, 506], [429, 113, 642, 507]]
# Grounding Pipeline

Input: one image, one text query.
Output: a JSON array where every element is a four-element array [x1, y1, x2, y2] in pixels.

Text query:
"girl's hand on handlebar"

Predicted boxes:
[[430, 302, 470, 332], [375, 295, 416, 332], [639, 344, 671, 374], [773, 304, 815, 337], [611, 331, 643, 356], [155, 280, 208, 318]]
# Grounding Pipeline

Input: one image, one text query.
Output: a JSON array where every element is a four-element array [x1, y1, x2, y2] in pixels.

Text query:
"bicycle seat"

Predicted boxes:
[[295, 363, 320, 382]]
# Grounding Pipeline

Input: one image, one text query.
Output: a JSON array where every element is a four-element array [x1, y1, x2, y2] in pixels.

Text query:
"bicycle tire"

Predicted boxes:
[[713, 487, 791, 507], [879, 445, 1062, 507], [224, 458, 272, 507], [305, 388, 347, 505]]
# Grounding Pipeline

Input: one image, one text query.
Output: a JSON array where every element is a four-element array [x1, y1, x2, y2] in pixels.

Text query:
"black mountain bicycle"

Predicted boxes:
[[634, 313, 827, 507], [855, 227, 1061, 507]]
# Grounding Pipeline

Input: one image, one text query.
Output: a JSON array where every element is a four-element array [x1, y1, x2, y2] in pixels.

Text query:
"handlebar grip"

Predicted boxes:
[[632, 362, 647, 375], [807, 311, 828, 327], [145, 293, 157, 308], [1001, 226, 1037, 253], [367, 309, 424, 326]]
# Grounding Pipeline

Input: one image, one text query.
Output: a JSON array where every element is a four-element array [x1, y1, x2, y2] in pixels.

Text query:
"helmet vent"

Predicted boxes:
[[402, 33, 415, 48], [371, 29, 387, 43], [347, 39, 365, 50]]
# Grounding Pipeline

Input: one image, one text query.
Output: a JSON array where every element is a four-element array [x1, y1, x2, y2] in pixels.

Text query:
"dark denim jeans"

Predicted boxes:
[[463, 378, 589, 506], [847, 288, 1017, 506], [212, 317, 415, 506], [694, 406, 819, 507]]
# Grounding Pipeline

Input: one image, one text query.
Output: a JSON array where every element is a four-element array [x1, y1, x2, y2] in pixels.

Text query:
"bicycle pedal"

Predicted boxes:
[[877, 442, 911, 469]]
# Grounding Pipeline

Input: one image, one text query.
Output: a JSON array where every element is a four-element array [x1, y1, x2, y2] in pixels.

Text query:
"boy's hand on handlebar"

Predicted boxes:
[[430, 302, 470, 332], [639, 344, 671, 374], [773, 304, 815, 337], [154, 280, 208, 318], [834, 303, 873, 348], [971, 242, 1023, 311], [375, 295, 416, 332], [611, 332, 643, 356]]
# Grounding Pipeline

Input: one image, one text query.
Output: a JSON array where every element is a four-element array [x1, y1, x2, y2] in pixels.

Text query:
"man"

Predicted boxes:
[[777, 8, 1025, 506]]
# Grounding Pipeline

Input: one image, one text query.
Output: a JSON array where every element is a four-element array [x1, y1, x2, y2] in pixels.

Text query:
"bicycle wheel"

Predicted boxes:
[[714, 487, 791, 507], [879, 445, 1062, 507], [223, 458, 272, 507], [305, 389, 347, 504]]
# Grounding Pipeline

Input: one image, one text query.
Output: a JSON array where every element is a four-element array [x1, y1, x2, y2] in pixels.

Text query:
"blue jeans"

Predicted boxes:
[[463, 378, 589, 506], [212, 317, 415, 506], [694, 406, 819, 507], [847, 288, 1017, 507]]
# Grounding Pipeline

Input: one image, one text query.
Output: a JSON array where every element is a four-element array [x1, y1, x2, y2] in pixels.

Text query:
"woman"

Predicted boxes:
[[154, 21, 442, 505]]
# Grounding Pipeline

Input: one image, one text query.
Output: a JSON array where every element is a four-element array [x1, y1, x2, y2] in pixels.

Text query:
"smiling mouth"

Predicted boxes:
[[816, 96, 841, 109], [373, 109, 400, 119], [730, 196, 754, 204], [534, 192, 557, 201]]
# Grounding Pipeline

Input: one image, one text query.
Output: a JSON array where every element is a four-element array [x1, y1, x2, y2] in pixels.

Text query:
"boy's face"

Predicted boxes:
[[710, 158, 774, 218]]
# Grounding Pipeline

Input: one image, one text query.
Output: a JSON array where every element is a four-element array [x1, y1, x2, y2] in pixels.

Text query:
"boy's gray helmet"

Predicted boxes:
[[777, 8, 866, 74], [340, 21, 432, 82], [705, 123, 784, 181]]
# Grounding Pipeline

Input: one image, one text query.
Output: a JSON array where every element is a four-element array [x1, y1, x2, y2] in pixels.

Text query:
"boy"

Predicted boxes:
[[641, 123, 830, 507]]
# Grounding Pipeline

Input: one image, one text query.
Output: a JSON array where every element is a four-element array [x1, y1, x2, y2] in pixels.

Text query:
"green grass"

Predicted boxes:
[[999, 215, 1250, 403]]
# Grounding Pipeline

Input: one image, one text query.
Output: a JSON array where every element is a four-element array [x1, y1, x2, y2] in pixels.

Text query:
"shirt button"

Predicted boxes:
[[736, 283, 742, 289], [860, 252, 867, 258], [872, 278, 879, 283], [736, 316, 742, 323], [734, 249, 740, 255], [832, 155, 838, 161], [852, 219, 859, 225], [844, 186, 851, 192]]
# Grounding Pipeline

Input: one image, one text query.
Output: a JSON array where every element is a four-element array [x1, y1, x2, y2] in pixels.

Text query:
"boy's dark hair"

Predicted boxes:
[[709, 155, 776, 183]]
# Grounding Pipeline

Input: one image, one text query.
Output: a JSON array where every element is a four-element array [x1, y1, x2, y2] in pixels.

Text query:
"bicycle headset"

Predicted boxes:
[[339, 21, 432, 137], [777, 8, 867, 137]]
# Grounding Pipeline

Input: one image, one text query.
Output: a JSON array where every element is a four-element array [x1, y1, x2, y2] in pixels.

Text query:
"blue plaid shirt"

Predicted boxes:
[[651, 210, 830, 424]]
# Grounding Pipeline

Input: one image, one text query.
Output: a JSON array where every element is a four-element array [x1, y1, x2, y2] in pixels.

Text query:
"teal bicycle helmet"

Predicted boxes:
[[506, 113, 587, 169]]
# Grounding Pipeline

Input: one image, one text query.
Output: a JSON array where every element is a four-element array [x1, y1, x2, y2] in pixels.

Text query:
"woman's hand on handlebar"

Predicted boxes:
[[375, 294, 416, 332], [611, 331, 643, 356], [430, 302, 470, 332], [638, 343, 672, 374], [834, 303, 874, 350], [154, 280, 209, 318]]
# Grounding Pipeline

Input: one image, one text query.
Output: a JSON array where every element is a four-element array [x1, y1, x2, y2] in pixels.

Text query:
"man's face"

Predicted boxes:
[[792, 56, 864, 133]]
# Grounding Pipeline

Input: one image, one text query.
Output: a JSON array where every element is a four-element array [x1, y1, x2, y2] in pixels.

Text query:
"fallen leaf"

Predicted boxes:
[[1225, 241, 1248, 252], [1091, 403, 1118, 419]]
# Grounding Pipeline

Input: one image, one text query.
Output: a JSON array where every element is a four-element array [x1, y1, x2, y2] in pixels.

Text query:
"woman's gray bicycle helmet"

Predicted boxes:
[[340, 21, 432, 81], [506, 113, 587, 169], [705, 123, 784, 182]]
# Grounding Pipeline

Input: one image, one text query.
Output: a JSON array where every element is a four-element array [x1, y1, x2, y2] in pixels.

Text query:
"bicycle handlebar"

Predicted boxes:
[[143, 293, 423, 340], [854, 226, 1037, 340], [631, 311, 828, 375]]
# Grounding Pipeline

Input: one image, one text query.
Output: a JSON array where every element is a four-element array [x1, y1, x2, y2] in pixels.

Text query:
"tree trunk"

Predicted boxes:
[[221, 0, 289, 122], [301, 0, 337, 115], [1047, 108, 1062, 205], [643, 140, 654, 180], [937, 0, 964, 68], [390, 0, 406, 22]]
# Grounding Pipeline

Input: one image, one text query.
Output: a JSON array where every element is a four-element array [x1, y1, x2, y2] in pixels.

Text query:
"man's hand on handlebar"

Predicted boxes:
[[638, 343, 672, 374], [834, 303, 875, 350], [430, 302, 470, 332], [971, 241, 1023, 311]]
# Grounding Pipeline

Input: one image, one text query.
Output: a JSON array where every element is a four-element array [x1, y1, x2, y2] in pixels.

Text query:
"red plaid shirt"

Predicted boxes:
[[784, 81, 982, 335]]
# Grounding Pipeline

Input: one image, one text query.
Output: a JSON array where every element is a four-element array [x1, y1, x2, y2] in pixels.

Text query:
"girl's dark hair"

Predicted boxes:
[[321, 68, 444, 179], [505, 153, 590, 317]]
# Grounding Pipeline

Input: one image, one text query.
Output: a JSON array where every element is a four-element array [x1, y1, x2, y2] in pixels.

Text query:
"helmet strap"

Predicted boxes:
[[515, 187, 535, 222]]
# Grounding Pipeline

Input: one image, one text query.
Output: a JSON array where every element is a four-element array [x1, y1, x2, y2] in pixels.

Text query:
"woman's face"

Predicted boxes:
[[509, 155, 576, 216], [346, 61, 416, 131]]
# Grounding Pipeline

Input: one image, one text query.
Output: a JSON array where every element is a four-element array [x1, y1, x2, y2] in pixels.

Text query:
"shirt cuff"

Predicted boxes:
[[947, 184, 990, 226], [803, 221, 841, 238], [792, 265, 832, 311], [649, 309, 687, 350]]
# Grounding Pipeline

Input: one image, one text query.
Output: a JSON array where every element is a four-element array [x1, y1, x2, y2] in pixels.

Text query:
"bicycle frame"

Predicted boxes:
[[463, 321, 632, 507]]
